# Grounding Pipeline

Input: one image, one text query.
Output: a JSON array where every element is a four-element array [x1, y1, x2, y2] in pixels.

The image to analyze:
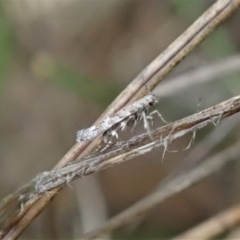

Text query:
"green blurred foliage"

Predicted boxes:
[[171, 0, 239, 89], [50, 62, 122, 106], [34, 54, 122, 107], [0, 2, 15, 94], [171, 0, 205, 19], [203, 28, 237, 59], [171, 0, 237, 58]]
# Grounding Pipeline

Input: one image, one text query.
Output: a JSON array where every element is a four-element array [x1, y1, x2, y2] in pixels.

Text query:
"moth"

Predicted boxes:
[[76, 93, 167, 149]]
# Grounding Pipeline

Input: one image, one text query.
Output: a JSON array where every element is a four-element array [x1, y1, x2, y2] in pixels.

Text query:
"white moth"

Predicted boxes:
[[76, 93, 167, 147]]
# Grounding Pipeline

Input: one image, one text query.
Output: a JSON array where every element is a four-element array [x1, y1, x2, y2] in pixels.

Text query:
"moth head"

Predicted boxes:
[[149, 93, 158, 106]]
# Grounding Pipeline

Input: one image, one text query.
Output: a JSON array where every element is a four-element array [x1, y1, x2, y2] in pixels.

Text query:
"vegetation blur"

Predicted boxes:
[[1, 0, 240, 239]]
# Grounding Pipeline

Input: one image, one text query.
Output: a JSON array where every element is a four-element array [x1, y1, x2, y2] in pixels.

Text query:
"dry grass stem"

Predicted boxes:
[[34, 95, 240, 194], [163, 114, 240, 184], [108, 114, 240, 234], [1, 0, 240, 239], [1, 95, 240, 239], [82, 141, 240, 240], [172, 204, 240, 240], [156, 54, 240, 97]]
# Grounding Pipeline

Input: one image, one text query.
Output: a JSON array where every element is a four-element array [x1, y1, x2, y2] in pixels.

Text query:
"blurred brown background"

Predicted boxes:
[[1, 0, 240, 239]]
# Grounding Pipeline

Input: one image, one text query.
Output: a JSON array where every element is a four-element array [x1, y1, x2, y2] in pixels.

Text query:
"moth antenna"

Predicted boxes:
[[197, 98, 201, 112], [140, 75, 151, 95], [143, 83, 151, 95]]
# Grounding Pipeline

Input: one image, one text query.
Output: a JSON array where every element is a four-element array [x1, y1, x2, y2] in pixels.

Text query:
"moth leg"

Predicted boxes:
[[142, 111, 153, 139], [120, 120, 128, 131], [92, 139, 104, 154], [131, 119, 138, 133], [167, 131, 196, 153], [183, 131, 196, 151], [100, 136, 113, 152], [149, 110, 168, 124], [110, 129, 119, 139], [146, 115, 154, 127], [126, 115, 138, 133], [100, 129, 119, 152]]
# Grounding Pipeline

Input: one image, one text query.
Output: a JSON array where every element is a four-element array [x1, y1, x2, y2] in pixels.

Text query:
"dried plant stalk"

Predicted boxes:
[[172, 204, 240, 240], [1, 0, 240, 239], [83, 140, 240, 240], [1, 94, 240, 238], [32, 95, 240, 193]]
